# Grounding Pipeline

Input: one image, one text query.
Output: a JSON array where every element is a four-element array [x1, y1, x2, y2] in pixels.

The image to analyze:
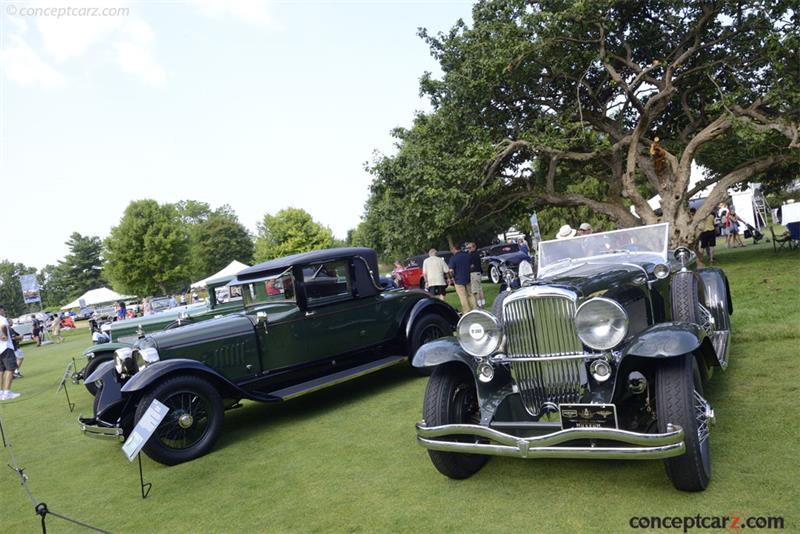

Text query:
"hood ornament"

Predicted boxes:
[[137, 325, 145, 338]]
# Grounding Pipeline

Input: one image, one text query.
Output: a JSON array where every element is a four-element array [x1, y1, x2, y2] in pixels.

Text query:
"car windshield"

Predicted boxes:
[[538, 223, 669, 275], [241, 268, 296, 306]]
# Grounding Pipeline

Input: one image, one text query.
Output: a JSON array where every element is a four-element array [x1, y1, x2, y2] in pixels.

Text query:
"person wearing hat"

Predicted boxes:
[[556, 224, 577, 240], [577, 223, 593, 236]]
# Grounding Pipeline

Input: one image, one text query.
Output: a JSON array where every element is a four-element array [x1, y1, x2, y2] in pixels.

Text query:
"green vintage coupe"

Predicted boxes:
[[79, 248, 458, 465], [74, 275, 244, 395]]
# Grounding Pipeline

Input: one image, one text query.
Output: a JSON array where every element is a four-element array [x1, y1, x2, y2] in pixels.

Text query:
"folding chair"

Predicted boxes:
[[769, 225, 792, 251]]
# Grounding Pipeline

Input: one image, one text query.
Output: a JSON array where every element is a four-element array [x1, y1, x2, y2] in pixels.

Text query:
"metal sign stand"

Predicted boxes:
[[121, 399, 168, 499], [138, 453, 152, 499], [56, 361, 76, 412]]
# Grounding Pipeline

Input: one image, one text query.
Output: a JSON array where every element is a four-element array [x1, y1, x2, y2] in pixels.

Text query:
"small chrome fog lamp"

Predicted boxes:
[[589, 359, 612, 382], [653, 263, 670, 279], [477, 361, 494, 383]]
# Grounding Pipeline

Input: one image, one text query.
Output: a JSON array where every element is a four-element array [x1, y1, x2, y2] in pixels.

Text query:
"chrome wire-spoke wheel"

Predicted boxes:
[[158, 391, 211, 450], [693, 389, 714, 445], [420, 324, 445, 345]]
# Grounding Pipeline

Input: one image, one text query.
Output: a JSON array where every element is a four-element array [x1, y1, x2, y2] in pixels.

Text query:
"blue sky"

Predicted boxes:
[[0, 0, 473, 270]]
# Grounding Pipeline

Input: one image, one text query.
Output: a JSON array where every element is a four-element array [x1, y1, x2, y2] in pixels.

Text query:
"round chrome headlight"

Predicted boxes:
[[457, 310, 503, 358], [575, 298, 628, 350], [134, 347, 160, 369], [114, 347, 137, 376], [653, 263, 670, 279]]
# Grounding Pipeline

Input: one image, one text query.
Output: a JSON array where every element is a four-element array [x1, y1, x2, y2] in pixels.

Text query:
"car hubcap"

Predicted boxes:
[[157, 392, 210, 450], [420, 325, 443, 345], [178, 413, 194, 429]]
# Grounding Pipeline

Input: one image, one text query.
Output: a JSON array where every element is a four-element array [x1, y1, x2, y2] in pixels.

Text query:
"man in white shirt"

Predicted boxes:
[[422, 249, 449, 301], [0, 305, 22, 400]]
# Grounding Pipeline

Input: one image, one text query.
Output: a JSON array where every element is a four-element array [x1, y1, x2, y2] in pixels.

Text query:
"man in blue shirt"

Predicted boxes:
[[448, 244, 476, 313]]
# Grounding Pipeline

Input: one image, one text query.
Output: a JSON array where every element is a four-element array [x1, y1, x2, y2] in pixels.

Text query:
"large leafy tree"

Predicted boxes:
[[254, 208, 334, 262], [191, 206, 254, 279], [367, 0, 798, 250], [104, 200, 191, 296], [0, 261, 37, 317], [59, 232, 106, 299]]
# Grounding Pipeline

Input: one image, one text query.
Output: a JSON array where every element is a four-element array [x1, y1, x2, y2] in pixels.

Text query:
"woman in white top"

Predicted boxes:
[[422, 249, 450, 301]]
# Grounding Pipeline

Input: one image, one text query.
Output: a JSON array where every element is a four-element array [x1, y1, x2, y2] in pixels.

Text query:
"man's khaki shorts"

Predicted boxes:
[[470, 272, 483, 293]]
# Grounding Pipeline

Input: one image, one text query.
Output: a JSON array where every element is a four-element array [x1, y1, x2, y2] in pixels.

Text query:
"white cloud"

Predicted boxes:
[[191, 0, 274, 27], [0, 1, 166, 87], [112, 19, 165, 86], [0, 35, 64, 88]]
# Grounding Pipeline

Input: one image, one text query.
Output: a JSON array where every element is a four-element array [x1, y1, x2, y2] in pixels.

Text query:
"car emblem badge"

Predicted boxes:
[[597, 410, 613, 418], [580, 408, 592, 419]]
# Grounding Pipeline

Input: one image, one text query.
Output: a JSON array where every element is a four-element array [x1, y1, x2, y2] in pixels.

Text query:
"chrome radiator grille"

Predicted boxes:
[[504, 294, 585, 416]]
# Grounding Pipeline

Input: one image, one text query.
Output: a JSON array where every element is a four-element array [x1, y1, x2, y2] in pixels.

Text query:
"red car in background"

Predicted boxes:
[[395, 264, 424, 289]]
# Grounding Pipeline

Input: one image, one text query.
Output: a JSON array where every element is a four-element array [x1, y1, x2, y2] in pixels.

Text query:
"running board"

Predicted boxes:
[[710, 330, 730, 369], [267, 356, 406, 401]]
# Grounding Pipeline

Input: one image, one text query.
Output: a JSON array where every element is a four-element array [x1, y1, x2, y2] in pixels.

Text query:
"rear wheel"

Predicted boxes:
[[656, 354, 712, 491], [422, 365, 488, 479], [136, 375, 223, 466], [409, 314, 453, 375]]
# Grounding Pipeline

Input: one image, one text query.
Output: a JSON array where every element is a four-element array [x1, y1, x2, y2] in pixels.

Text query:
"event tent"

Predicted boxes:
[[190, 260, 250, 289], [61, 287, 134, 310]]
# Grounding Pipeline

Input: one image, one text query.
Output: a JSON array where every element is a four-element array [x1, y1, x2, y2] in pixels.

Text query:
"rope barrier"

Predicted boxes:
[[1, 410, 112, 533]]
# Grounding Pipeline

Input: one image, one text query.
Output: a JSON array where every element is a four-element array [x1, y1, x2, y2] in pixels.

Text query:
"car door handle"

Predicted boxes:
[[305, 311, 316, 317]]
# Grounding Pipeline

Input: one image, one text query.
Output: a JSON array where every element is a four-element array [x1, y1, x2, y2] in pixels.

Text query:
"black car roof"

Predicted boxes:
[[235, 247, 378, 281]]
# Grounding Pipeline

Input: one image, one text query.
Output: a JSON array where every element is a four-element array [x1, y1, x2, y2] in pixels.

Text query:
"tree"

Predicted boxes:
[[190, 207, 254, 279], [0, 261, 37, 317], [104, 200, 191, 296], [367, 1, 799, 253], [254, 208, 334, 262], [38, 264, 71, 309], [59, 232, 106, 300]]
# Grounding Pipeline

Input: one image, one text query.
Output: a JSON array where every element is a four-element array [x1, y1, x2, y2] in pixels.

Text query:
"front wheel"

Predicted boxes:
[[656, 354, 712, 491], [422, 365, 488, 479], [136, 375, 224, 466]]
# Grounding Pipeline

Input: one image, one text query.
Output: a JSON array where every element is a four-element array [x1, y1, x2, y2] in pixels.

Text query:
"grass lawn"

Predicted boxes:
[[2, 242, 798, 533]]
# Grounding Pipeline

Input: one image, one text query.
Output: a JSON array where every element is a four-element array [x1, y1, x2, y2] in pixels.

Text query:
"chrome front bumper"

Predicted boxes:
[[79, 417, 125, 442], [416, 422, 686, 460]]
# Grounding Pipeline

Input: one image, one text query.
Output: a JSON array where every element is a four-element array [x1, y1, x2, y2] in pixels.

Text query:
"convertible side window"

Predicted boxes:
[[302, 260, 352, 305]]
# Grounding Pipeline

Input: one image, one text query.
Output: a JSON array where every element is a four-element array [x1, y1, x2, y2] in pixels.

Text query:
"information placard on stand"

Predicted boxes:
[[122, 399, 169, 498]]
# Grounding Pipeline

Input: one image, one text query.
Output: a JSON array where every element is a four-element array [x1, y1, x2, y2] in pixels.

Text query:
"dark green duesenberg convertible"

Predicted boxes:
[[80, 248, 458, 465]]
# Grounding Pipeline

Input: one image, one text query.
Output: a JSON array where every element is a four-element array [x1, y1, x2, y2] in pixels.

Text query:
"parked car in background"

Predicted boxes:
[[413, 223, 733, 491], [80, 247, 458, 465], [76, 307, 95, 321], [149, 296, 176, 314], [73, 276, 244, 395], [482, 250, 532, 284]]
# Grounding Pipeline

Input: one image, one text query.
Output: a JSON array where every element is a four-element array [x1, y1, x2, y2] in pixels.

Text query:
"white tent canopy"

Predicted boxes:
[[191, 260, 250, 289], [61, 287, 134, 310]]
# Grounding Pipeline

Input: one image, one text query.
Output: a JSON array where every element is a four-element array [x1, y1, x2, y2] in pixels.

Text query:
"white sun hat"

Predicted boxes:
[[556, 224, 577, 239]]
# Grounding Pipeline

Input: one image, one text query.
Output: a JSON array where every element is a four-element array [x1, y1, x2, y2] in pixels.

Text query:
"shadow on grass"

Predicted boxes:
[[213, 364, 423, 452]]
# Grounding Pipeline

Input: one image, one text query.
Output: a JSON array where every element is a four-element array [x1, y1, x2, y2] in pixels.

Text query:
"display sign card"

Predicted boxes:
[[122, 400, 169, 461]]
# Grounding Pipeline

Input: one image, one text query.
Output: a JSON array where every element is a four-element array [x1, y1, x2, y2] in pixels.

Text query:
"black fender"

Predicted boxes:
[[412, 337, 473, 370], [698, 267, 733, 327], [86, 361, 124, 421], [83, 342, 131, 359], [621, 322, 718, 378], [120, 359, 280, 402], [412, 337, 514, 425], [403, 297, 459, 341]]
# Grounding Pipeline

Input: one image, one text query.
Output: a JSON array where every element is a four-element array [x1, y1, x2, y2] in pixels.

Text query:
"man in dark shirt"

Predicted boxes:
[[466, 242, 485, 308], [448, 244, 476, 313]]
